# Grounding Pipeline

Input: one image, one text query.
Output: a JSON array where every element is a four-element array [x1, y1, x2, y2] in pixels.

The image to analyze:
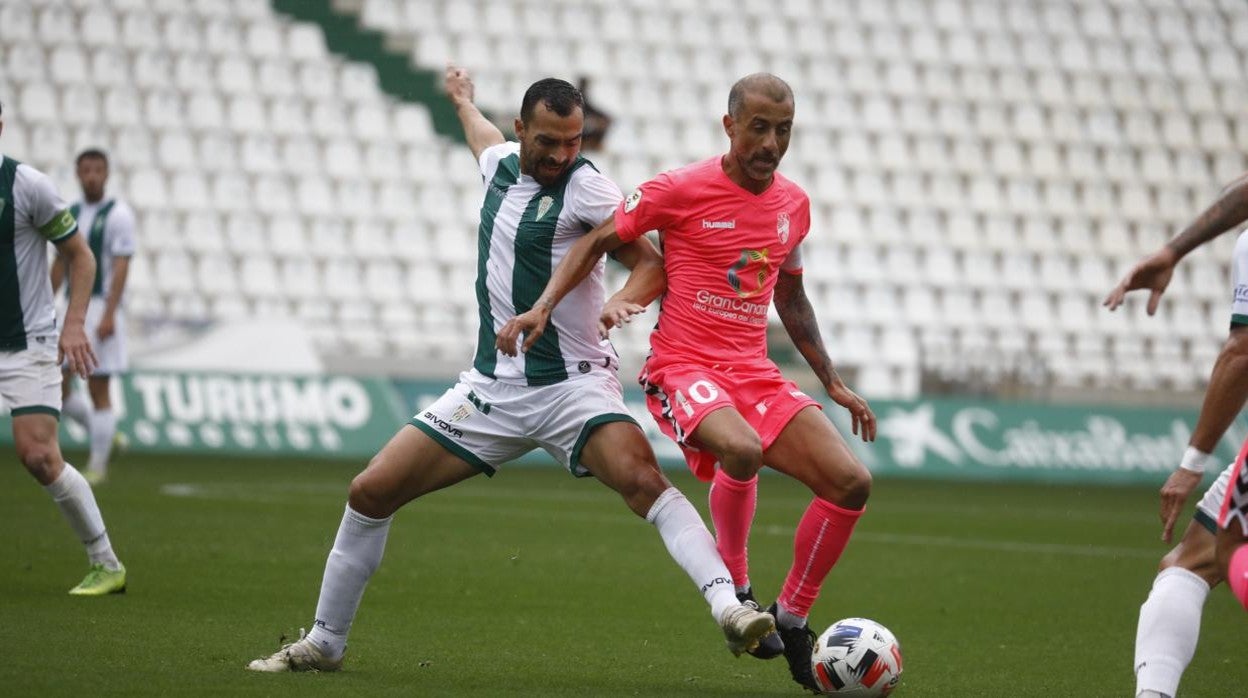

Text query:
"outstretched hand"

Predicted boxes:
[[828, 382, 876, 443], [1103, 247, 1179, 315], [1158, 468, 1203, 543], [598, 298, 646, 339], [495, 308, 550, 357]]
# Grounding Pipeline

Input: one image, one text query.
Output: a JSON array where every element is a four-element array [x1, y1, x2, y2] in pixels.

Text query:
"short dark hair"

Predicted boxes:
[[728, 73, 794, 119], [76, 149, 109, 167], [520, 78, 583, 124]]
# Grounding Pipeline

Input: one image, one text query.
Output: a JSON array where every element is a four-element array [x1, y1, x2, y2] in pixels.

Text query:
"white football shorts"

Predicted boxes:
[[0, 336, 63, 416], [410, 367, 640, 476], [83, 298, 128, 375]]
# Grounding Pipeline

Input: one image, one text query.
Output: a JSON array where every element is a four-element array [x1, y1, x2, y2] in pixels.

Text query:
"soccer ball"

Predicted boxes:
[[810, 617, 903, 696]]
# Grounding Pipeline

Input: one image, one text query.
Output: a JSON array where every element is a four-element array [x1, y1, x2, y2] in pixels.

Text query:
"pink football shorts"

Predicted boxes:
[[639, 359, 820, 481]]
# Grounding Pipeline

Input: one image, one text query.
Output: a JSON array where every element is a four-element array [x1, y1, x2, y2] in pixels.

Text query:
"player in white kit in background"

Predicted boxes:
[[51, 149, 136, 485]]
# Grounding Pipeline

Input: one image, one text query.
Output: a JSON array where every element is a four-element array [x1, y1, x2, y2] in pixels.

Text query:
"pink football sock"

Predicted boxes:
[[1229, 544, 1248, 611], [779, 498, 864, 619], [709, 469, 757, 590]]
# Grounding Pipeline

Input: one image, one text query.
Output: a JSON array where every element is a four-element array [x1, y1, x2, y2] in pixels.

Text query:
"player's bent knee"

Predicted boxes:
[[833, 467, 872, 509], [348, 464, 399, 519], [614, 458, 671, 518], [17, 443, 58, 482], [717, 433, 763, 478]]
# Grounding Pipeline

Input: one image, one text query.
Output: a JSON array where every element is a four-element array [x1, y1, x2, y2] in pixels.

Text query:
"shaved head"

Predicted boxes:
[[727, 73, 793, 118]]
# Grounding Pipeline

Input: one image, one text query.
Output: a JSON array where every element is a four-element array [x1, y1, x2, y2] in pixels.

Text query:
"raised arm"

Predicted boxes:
[[773, 271, 875, 442], [495, 215, 629, 356], [444, 64, 505, 162], [1105, 173, 1248, 314], [54, 232, 98, 378]]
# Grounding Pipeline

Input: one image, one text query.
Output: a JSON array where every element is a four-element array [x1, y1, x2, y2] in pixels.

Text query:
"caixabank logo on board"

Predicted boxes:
[[841, 399, 1246, 484]]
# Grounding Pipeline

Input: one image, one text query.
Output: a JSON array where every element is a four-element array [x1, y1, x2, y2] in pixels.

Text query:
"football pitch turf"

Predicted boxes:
[[2, 452, 1244, 697]]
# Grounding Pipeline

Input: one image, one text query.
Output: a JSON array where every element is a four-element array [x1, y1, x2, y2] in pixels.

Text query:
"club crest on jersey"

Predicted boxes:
[[624, 188, 642, 213], [535, 196, 554, 221], [777, 211, 790, 244]]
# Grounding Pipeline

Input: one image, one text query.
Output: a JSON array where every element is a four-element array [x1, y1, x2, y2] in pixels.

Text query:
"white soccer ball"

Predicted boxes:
[[810, 617, 903, 696]]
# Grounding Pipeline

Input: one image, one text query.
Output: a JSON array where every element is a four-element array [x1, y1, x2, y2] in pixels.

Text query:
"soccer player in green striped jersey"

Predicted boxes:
[[247, 67, 775, 675], [0, 100, 125, 595], [52, 149, 137, 486]]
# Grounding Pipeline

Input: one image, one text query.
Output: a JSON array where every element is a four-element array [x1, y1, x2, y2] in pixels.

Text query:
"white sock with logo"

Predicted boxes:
[[87, 408, 117, 477], [1134, 567, 1209, 698], [646, 487, 738, 623], [63, 391, 91, 429], [43, 463, 121, 570], [306, 505, 392, 661]]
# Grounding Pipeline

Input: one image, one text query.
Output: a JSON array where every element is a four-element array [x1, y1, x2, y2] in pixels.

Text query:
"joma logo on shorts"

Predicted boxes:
[[424, 411, 464, 439]]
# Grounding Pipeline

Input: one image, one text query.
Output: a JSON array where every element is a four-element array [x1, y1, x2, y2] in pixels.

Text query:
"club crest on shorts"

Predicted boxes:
[[624, 188, 642, 213], [777, 211, 790, 244], [535, 195, 554, 221], [450, 403, 472, 422]]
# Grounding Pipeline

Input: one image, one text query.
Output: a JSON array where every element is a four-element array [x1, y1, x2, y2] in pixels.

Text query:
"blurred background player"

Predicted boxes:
[[51, 149, 136, 485], [0, 101, 125, 595], [1106, 173, 1248, 698], [497, 73, 877, 692], [575, 77, 613, 152], [245, 66, 775, 673]]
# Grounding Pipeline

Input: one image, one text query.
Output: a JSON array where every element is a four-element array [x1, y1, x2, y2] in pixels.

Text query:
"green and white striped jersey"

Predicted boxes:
[[0, 154, 78, 351], [70, 196, 137, 298], [472, 142, 622, 386]]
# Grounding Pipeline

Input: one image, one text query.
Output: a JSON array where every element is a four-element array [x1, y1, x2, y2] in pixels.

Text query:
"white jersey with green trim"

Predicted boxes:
[[471, 141, 623, 386], [71, 196, 137, 299], [0, 154, 78, 351], [1231, 229, 1248, 328]]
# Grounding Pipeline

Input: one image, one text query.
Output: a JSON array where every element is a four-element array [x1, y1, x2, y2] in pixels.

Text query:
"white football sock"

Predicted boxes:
[[1134, 567, 1209, 698], [62, 390, 91, 429], [87, 408, 117, 476], [43, 463, 121, 570], [307, 505, 392, 660], [645, 487, 738, 623]]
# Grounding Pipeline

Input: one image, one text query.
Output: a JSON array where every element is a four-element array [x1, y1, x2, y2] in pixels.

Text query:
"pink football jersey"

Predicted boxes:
[[615, 156, 811, 367]]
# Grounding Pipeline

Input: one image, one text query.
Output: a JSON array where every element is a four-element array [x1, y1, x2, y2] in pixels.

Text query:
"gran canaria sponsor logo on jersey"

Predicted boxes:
[[692, 288, 769, 325]]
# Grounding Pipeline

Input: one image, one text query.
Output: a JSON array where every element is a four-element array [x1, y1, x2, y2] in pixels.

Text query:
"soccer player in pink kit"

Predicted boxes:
[[498, 74, 876, 691]]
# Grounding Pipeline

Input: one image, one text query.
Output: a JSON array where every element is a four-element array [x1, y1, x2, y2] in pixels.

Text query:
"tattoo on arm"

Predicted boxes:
[[774, 274, 839, 387], [1167, 177, 1248, 258]]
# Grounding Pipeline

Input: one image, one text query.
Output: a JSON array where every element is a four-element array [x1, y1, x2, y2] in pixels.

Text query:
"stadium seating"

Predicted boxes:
[[3, 0, 1246, 398]]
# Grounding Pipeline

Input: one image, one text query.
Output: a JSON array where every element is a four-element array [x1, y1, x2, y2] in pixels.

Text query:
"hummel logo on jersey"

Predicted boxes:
[[702, 219, 736, 230], [535, 195, 554, 221]]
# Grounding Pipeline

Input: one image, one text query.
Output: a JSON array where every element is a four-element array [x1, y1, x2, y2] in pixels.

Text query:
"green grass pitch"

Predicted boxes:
[[1, 451, 1244, 696]]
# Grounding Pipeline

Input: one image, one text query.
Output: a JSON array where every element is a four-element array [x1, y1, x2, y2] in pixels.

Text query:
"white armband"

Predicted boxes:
[[1179, 446, 1216, 474]]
